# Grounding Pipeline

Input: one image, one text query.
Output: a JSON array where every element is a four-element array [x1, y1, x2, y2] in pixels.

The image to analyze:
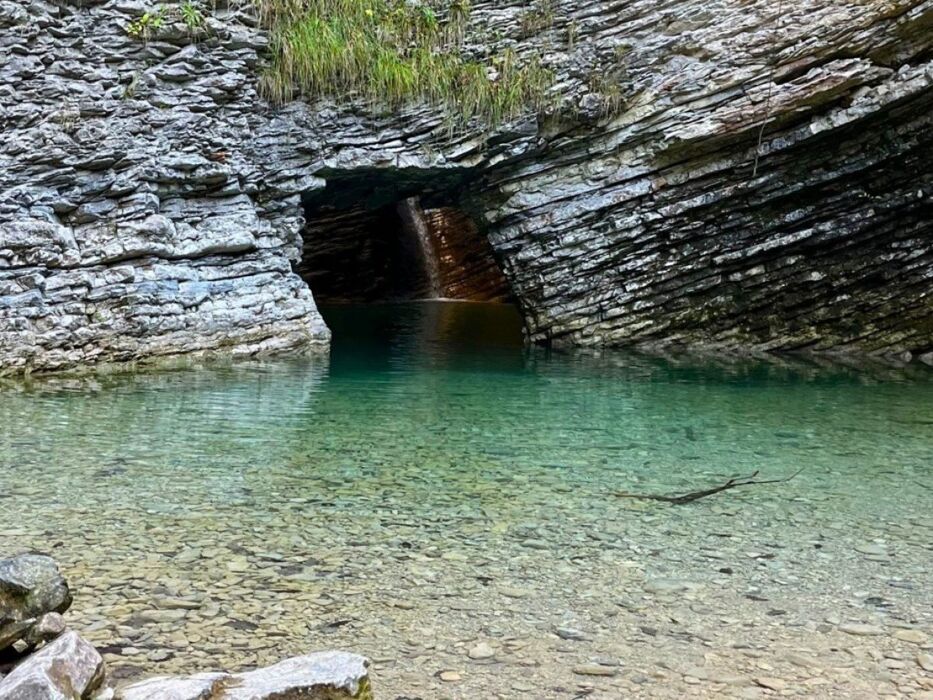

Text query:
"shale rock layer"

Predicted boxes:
[[1, 0, 931, 372]]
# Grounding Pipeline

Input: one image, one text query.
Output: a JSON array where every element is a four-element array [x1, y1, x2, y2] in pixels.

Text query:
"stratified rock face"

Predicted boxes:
[[0, 1, 332, 374], [116, 651, 371, 700], [297, 169, 510, 302], [0, 554, 72, 651], [1, 0, 930, 372], [481, 1, 933, 356], [0, 630, 105, 699], [427, 206, 512, 302]]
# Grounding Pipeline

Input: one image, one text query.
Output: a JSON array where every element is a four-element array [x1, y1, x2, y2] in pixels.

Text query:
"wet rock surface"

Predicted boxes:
[[0, 630, 105, 700], [116, 652, 371, 700], [1, 0, 932, 373], [0, 551, 371, 700], [0, 554, 72, 652], [116, 673, 226, 700]]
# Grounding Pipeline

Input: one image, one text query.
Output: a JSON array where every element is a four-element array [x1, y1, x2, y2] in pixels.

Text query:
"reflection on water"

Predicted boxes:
[[1, 302, 932, 698], [322, 301, 526, 374]]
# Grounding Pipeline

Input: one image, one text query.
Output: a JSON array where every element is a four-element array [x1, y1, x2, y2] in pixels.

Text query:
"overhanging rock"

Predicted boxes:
[[1, 0, 930, 373]]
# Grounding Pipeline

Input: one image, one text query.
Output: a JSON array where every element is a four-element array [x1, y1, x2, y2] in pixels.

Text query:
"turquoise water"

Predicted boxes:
[[1, 302, 931, 697]]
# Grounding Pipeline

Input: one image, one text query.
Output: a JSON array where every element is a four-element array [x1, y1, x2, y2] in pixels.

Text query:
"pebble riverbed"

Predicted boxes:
[[1, 303, 932, 699]]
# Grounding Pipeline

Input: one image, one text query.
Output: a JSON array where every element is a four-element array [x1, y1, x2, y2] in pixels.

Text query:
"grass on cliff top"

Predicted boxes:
[[250, 0, 554, 126]]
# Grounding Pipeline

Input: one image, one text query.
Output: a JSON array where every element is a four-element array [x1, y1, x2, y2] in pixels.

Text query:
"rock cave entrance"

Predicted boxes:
[[296, 168, 512, 304]]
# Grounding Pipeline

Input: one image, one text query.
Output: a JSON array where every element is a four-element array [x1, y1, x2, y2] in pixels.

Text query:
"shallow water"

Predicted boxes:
[[1, 302, 932, 699]]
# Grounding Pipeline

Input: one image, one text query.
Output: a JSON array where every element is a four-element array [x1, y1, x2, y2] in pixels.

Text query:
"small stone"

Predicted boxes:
[[840, 623, 884, 636], [148, 648, 173, 662], [784, 653, 820, 669], [644, 578, 690, 594], [756, 677, 787, 691], [707, 671, 747, 685], [499, 587, 530, 599], [854, 544, 887, 556], [226, 557, 250, 572], [23, 612, 67, 646], [555, 627, 588, 641], [918, 653, 933, 672], [138, 609, 188, 624], [175, 549, 201, 564], [737, 689, 764, 699], [573, 663, 617, 677], [154, 597, 202, 610], [467, 642, 495, 660], [438, 670, 461, 682], [893, 629, 926, 645]]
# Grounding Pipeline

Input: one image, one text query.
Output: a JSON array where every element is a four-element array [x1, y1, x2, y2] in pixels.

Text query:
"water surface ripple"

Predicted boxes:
[[1, 303, 931, 698]]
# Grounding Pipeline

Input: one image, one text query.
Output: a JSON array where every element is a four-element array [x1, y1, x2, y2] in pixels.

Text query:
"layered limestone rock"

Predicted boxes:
[[484, 2, 933, 356], [1, 0, 931, 373], [296, 169, 512, 302], [0, 0, 337, 374]]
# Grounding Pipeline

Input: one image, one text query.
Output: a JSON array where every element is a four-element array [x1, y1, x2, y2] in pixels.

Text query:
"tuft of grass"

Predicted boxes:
[[518, 0, 555, 39], [126, 2, 208, 41], [251, 0, 555, 126], [180, 0, 205, 33], [126, 6, 167, 41]]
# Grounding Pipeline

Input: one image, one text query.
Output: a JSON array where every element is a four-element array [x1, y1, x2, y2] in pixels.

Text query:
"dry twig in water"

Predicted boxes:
[[615, 469, 803, 505]]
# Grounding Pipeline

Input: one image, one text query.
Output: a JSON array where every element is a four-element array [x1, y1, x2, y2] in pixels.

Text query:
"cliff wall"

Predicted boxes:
[[1, 0, 930, 373]]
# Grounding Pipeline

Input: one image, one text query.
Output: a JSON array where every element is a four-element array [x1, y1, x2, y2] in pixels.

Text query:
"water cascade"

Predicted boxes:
[[397, 197, 444, 299], [297, 169, 512, 304]]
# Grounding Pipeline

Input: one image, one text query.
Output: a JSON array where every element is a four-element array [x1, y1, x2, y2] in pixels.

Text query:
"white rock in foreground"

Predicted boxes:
[[0, 630, 105, 699], [225, 652, 370, 699], [115, 672, 226, 700], [116, 651, 370, 700]]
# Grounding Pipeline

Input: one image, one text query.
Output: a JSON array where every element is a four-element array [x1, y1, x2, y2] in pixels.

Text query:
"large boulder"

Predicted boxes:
[[117, 652, 371, 700], [0, 630, 105, 699], [223, 652, 371, 700], [0, 555, 72, 652]]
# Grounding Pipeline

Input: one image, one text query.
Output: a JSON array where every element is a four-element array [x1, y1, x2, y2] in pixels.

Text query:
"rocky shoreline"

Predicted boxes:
[[0, 554, 371, 700]]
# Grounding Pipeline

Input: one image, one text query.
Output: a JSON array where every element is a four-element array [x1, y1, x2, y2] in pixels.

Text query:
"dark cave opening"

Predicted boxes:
[[296, 168, 513, 304]]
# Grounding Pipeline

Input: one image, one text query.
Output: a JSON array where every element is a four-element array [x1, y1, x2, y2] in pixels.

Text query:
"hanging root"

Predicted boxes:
[[751, 0, 786, 177], [615, 469, 803, 505]]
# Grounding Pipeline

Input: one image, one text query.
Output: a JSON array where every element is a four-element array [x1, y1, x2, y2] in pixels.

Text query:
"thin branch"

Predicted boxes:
[[615, 469, 803, 505], [752, 0, 785, 178]]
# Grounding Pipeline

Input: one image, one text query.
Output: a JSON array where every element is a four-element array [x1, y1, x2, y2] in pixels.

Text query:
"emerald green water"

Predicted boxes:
[[1, 302, 931, 698]]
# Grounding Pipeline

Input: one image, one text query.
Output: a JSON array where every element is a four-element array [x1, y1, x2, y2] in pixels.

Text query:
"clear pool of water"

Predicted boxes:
[[1, 302, 931, 698]]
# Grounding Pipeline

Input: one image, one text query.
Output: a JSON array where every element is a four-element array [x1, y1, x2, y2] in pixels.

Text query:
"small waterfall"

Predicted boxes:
[[397, 196, 444, 299]]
